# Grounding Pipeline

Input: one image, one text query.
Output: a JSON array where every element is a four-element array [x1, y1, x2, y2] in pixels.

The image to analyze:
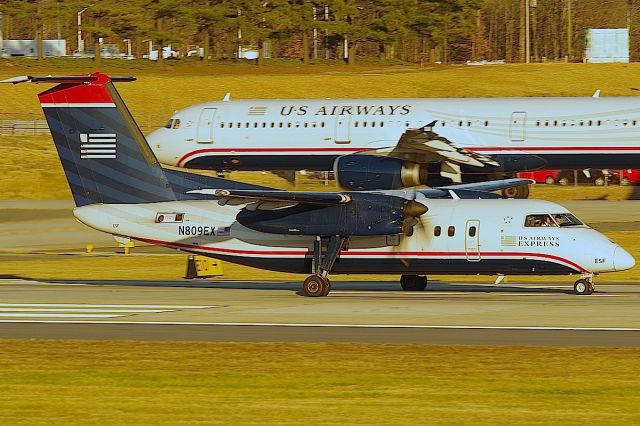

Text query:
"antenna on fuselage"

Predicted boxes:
[[223, 93, 231, 101]]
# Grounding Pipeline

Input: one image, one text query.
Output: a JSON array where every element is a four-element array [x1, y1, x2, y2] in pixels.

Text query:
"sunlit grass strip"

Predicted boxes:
[[0, 340, 637, 425]]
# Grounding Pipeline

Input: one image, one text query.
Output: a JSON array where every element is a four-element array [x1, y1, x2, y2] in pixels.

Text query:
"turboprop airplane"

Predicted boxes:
[[147, 92, 640, 198], [8, 73, 634, 296]]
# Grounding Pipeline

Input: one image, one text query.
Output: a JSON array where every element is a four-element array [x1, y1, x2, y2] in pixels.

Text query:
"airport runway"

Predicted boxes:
[[0, 278, 638, 346]]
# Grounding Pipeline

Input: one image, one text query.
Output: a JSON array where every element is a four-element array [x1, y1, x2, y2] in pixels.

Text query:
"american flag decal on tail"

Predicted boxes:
[[80, 133, 117, 159]]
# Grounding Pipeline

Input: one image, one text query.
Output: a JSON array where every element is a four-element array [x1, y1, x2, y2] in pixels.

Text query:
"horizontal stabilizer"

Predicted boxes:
[[188, 189, 353, 208], [1, 75, 136, 84], [436, 178, 534, 193]]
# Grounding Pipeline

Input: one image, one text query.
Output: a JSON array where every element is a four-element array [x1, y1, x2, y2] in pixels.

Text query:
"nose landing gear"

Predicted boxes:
[[574, 278, 595, 295]]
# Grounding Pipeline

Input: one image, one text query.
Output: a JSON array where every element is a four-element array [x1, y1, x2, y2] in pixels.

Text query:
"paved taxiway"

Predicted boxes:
[[0, 279, 638, 346]]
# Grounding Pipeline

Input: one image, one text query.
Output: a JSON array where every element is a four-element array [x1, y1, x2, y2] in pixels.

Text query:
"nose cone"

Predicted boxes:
[[614, 246, 635, 271]]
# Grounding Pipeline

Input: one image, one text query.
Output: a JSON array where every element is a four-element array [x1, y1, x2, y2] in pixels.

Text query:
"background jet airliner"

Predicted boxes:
[[8, 72, 634, 296], [147, 94, 640, 198]]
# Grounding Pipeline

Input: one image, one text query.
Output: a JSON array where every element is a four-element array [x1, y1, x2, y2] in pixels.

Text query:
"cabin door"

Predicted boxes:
[[509, 112, 526, 141], [465, 220, 481, 261], [196, 108, 217, 143], [334, 116, 352, 144]]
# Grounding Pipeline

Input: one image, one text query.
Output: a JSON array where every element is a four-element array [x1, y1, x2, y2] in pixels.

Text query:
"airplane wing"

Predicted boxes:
[[187, 189, 351, 211], [357, 121, 499, 182]]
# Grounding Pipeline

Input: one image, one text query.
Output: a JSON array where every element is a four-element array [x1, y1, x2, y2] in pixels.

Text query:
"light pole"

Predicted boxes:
[[123, 39, 131, 57], [525, 0, 530, 63], [77, 6, 91, 55], [0, 11, 4, 56]]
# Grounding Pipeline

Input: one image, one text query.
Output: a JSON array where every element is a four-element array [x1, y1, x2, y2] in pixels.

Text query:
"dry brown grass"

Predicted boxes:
[[0, 340, 638, 425]]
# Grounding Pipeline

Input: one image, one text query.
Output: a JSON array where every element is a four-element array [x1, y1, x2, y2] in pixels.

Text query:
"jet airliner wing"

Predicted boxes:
[[356, 121, 499, 182]]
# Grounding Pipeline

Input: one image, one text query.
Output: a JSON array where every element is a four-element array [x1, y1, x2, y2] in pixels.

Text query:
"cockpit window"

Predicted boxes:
[[553, 213, 583, 227], [164, 119, 181, 129], [524, 214, 558, 227]]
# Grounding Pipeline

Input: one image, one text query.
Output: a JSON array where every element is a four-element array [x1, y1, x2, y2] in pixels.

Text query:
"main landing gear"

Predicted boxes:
[[303, 235, 348, 297], [501, 184, 530, 199], [574, 277, 595, 295], [400, 275, 428, 291]]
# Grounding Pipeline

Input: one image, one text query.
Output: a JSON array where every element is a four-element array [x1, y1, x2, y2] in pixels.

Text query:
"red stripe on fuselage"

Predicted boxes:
[[131, 236, 588, 273], [176, 146, 640, 167]]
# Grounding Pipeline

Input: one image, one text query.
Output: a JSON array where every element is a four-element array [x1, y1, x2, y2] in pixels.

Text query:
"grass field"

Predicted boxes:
[[0, 340, 637, 425]]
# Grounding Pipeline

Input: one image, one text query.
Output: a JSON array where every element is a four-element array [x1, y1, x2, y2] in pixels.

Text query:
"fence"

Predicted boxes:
[[0, 119, 50, 135]]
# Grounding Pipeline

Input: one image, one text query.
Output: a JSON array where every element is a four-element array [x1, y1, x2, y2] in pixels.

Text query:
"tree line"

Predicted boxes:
[[2, 0, 640, 64]]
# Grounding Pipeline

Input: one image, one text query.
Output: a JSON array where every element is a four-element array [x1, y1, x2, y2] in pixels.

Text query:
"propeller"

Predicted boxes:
[[400, 188, 428, 237]]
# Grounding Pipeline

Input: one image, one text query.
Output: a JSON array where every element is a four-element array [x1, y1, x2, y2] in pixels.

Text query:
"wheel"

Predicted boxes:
[[320, 277, 332, 297], [558, 176, 570, 186], [400, 275, 427, 291], [594, 176, 605, 186], [545, 176, 555, 185], [621, 177, 630, 186], [574, 279, 592, 295], [303, 275, 329, 297], [501, 185, 530, 199]]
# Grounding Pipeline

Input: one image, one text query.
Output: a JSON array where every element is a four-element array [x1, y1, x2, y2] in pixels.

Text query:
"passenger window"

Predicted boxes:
[[270, 122, 274, 128], [164, 119, 173, 129], [262, 122, 266, 128], [380, 122, 384, 127], [434, 226, 441, 237], [172, 119, 181, 129], [468, 226, 476, 237], [245, 122, 250, 128], [253, 122, 258, 128], [220, 122, 225, 128], [371, 122, 376, 127], [228, 122, 233, 128], [448, 226, 455, 237], [354, 121, 359, 128], [524, 214, 557, 227]]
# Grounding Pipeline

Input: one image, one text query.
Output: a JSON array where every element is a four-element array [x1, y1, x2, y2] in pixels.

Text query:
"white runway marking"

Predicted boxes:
[[0, 304, 216, 319], [329, 291, 622, 297], [0, 308, 171, 313], [0, 314, 126, 318], [0, 320, 637, 331], [0, 304, 217, 309]]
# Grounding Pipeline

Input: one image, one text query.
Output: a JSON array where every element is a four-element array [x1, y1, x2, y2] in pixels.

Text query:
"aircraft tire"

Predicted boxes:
[[304, 275, 329, 297], [574, 279, 592, 295], [400, 275, 427, 291], [320, 278, 332, 297], [501, 185, 530, 199]]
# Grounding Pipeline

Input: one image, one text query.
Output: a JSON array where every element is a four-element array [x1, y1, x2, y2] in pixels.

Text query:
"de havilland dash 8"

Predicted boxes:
[[147, 91, 640, 198], [6, 73, 634, 296]]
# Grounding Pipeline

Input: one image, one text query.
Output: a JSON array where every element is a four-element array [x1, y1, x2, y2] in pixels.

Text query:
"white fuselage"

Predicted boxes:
[[148, 97, 640, 171], [72, 198, 634, 277]]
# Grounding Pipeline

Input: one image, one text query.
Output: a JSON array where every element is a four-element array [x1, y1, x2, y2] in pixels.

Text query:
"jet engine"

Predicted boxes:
[[236, 193, 427, 237], [334, 155, 429, 191]]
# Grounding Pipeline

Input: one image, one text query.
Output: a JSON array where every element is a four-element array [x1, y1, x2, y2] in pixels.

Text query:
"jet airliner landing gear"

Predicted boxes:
[[400, 275, 428, 291], [303, 236, 348, 297], [574, 278, 595, 295], [501, 184, 530, 199]]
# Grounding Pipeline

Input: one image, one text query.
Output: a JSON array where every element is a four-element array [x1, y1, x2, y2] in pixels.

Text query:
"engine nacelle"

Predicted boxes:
[[334, 155, 428, 191], [236, 193, 427, 237]]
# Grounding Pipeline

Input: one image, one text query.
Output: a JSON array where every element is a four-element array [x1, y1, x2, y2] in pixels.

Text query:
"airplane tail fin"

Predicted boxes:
[[32, 73, 176, 206]]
